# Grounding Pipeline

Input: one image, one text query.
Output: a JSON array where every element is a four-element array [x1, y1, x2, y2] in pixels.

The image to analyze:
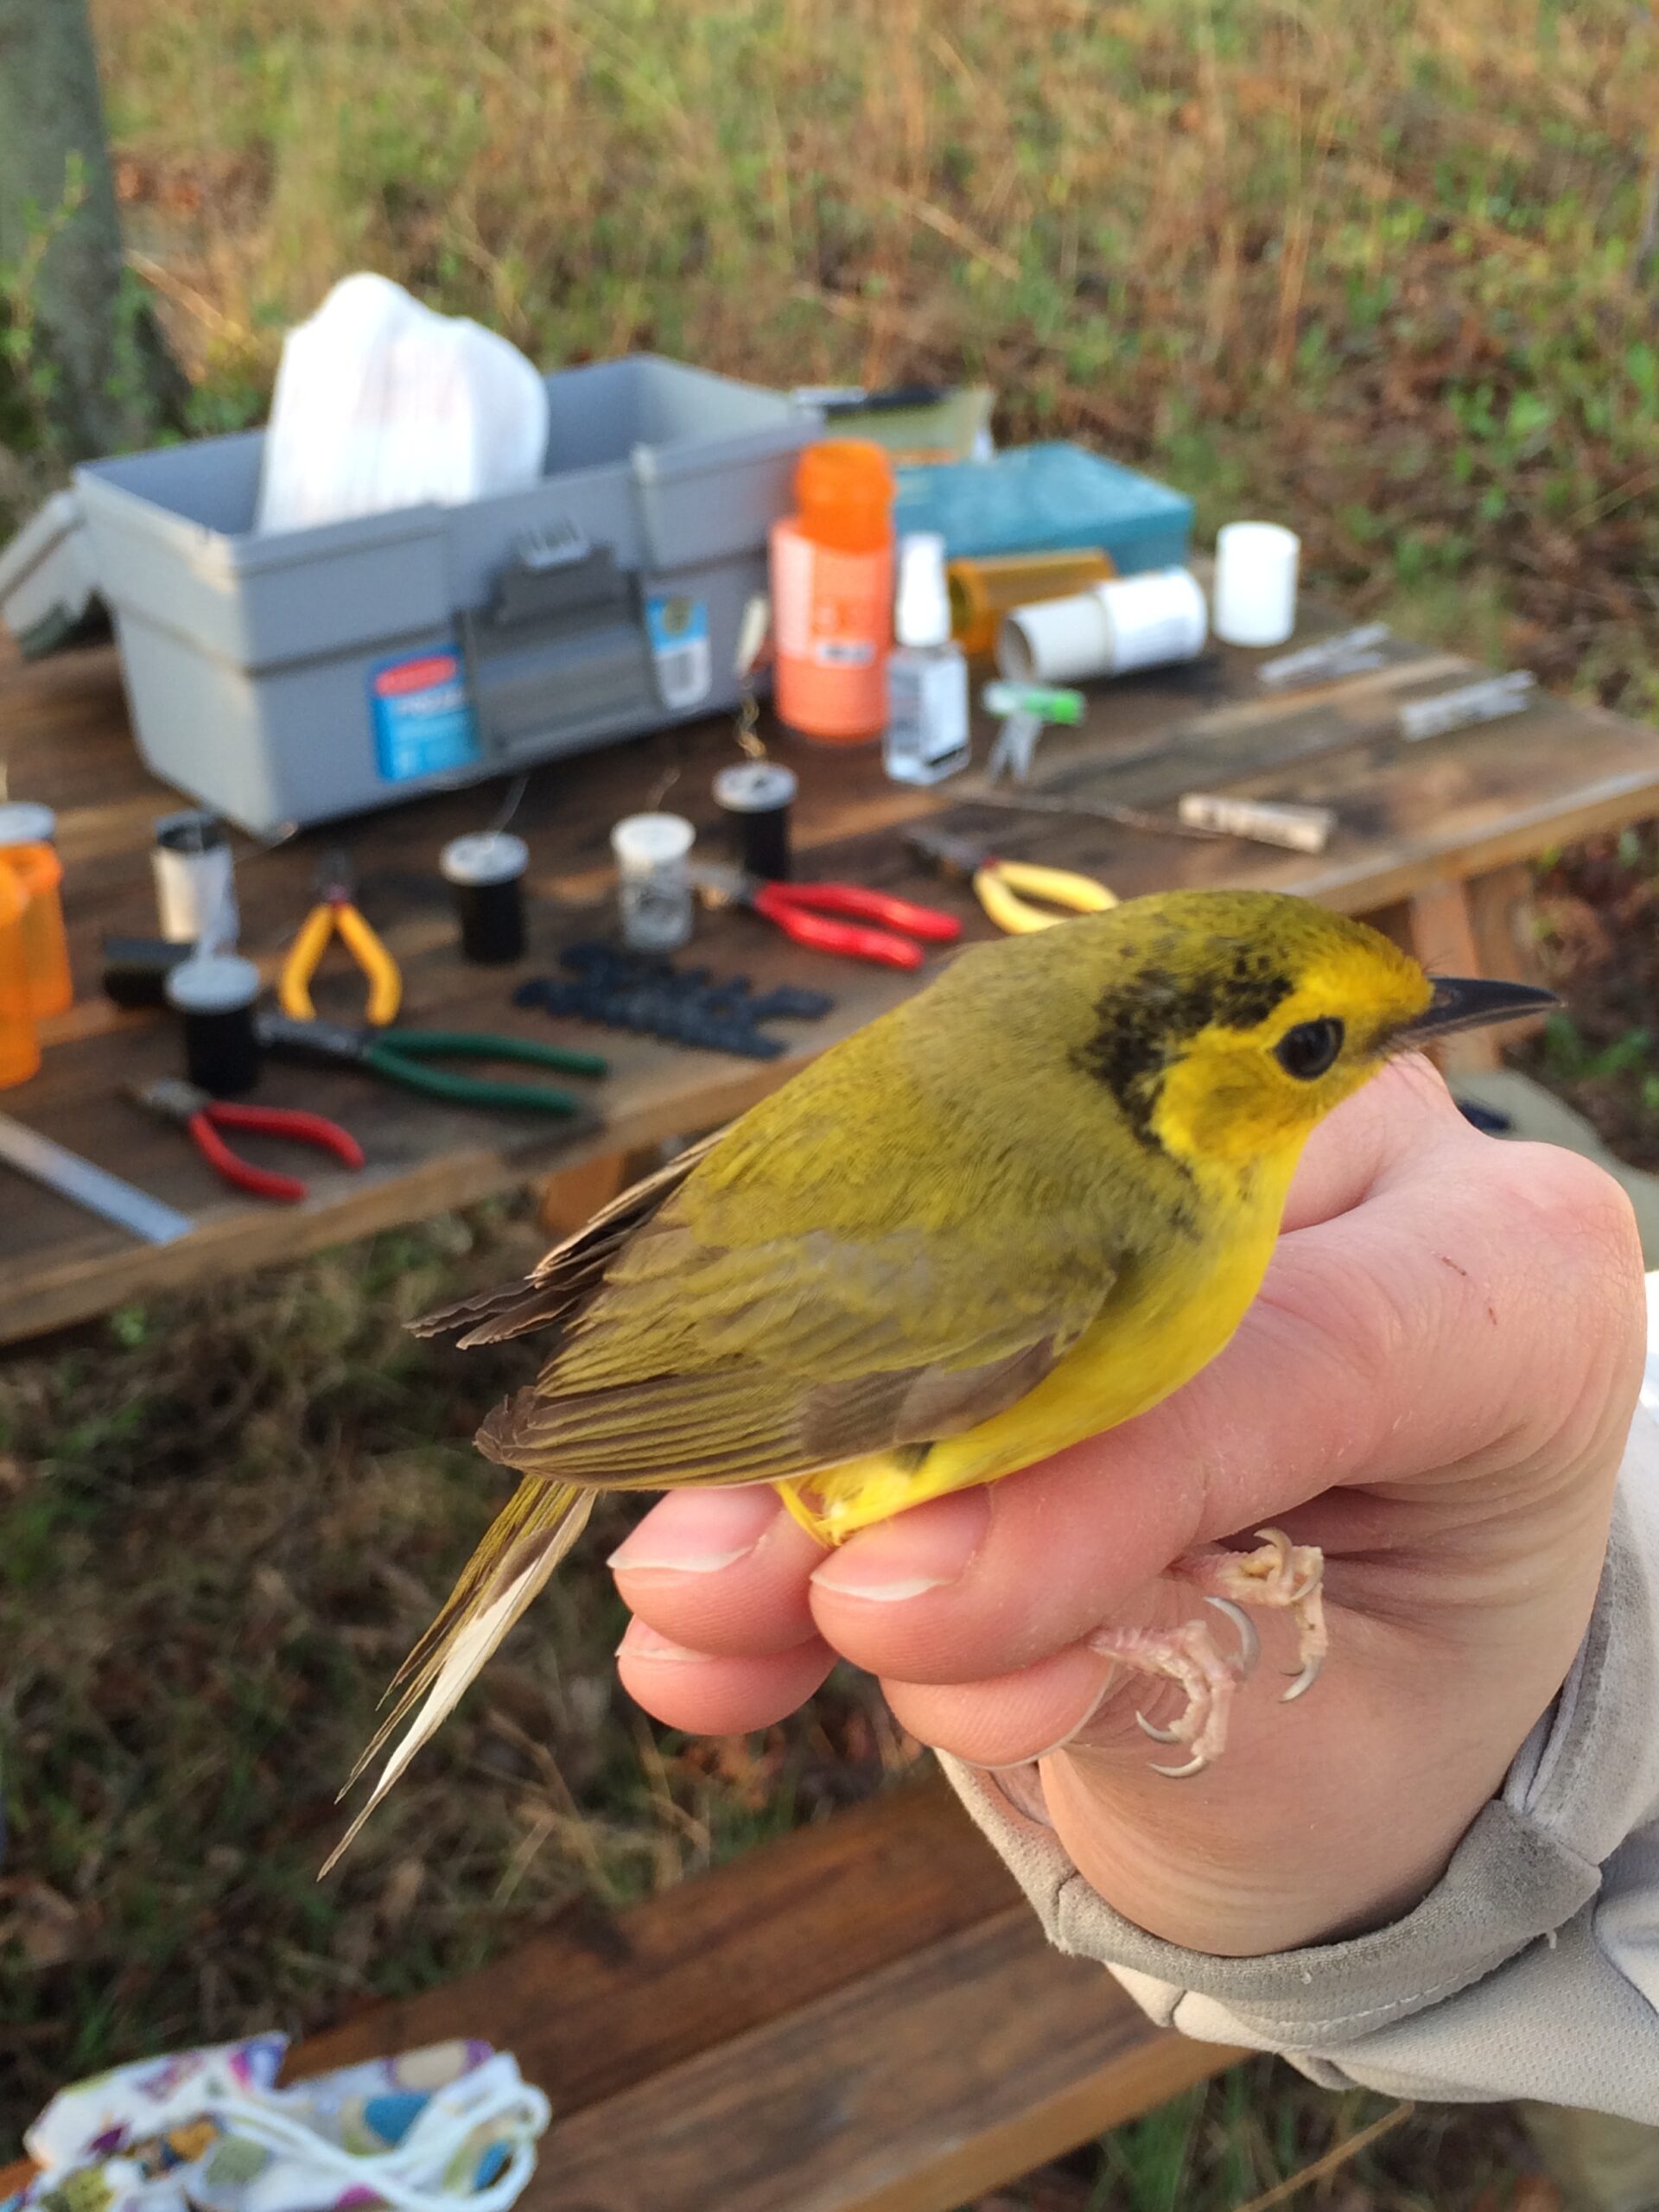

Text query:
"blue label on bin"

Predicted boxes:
[[369, 645, 480, 783], [645, 593, 712, 710]]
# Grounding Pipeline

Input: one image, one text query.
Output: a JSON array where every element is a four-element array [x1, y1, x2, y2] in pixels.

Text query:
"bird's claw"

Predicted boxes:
[[1091, 1606, 1251, 1779], [1171, 1526, 1329, 1707], [1205, 1594, 1260, 1676], [1099, 1531, 1332, 1778]]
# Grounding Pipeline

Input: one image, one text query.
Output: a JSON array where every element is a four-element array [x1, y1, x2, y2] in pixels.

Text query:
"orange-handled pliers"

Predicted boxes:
[[279, 851, 402, 1027]]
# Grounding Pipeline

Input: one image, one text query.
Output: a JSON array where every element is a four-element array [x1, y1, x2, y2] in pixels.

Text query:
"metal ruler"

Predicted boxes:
[[0, 1112, 194, 1245]]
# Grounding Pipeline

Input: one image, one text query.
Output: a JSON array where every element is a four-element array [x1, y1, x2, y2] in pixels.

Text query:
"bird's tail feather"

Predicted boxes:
[[321, 1478, 594, 1876]]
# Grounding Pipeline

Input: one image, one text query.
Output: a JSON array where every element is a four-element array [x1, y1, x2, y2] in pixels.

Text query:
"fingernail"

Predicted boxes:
[[810, 1486, 990, 1603], [615, 1619, 705, 1662], [607, 1486, 778, 1575]]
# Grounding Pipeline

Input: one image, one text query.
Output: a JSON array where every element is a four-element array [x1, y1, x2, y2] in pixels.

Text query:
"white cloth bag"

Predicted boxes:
[[256, 274, 550, 535]]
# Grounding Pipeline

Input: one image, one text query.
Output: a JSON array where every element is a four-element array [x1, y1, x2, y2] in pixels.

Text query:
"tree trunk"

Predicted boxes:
[[0, 0, 185, 461]]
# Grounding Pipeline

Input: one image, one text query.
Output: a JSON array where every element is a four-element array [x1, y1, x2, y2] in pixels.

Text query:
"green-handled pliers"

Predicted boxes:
[[256, 1014, 607, 1117]]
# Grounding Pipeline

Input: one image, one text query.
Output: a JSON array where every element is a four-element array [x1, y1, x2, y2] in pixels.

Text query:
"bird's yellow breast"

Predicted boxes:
[[779, 1154, 1289, 1542]]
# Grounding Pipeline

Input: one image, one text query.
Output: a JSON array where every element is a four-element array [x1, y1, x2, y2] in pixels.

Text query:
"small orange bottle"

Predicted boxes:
[[947, 548, 1116, 660], [0, 804, 73, 1018], [770, 440, 895, 742], [0, 861, 41, 1089]]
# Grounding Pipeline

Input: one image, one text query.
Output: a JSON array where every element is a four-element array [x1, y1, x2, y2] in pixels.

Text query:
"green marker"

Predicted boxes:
[[982, 681, 1086, 726]]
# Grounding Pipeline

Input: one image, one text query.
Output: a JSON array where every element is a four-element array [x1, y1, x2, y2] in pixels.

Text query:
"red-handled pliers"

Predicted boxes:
[[124, 1077, 365, 1204], [690, 865, 962, 970]]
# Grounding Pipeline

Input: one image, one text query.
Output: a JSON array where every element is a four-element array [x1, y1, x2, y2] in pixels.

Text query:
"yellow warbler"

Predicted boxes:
[[327, 888, 1551, 1867]]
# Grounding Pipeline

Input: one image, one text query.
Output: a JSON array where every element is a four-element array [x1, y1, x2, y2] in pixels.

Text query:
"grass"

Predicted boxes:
[[0, 1199, 923, 2152], [5, 0, 1657, 2198]]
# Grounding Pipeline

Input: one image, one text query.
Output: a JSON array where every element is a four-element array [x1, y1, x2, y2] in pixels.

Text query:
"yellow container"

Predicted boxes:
[[0, 863, 41, 1089], [947, 548, 1116, 660]]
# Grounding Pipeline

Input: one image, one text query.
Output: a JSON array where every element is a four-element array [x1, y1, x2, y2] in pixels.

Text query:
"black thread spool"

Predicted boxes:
[[440, 832, 530, 964], [712, 761, 797, 882], [164, 952, 262, 1096]]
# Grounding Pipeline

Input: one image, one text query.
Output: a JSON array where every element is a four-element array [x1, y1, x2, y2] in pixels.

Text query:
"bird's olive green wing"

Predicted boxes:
[[468, 1170, 1119, 1489], [411, 1129, 725, 1351]]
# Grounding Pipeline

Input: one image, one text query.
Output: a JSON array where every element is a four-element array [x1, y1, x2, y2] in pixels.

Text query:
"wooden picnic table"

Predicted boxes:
[[3, 617, 1657, 1346]]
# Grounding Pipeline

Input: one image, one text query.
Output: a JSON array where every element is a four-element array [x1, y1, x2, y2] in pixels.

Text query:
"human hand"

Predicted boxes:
[[611, 1057, 1645, 1955]]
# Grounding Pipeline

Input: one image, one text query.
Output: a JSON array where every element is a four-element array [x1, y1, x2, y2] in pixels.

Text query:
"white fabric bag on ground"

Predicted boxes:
[[256, 274, 550, 535]]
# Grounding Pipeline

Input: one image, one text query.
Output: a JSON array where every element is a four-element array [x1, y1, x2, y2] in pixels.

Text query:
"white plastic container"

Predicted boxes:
[[883, 533, 971, 785], [612, 812, 696, 952], [996, 568, 1207, 684], [1212, 521, 1300, 647]]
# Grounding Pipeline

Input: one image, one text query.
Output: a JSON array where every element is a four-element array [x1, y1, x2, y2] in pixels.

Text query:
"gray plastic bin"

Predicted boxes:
[[69, 356, 816, 834], [0, 489, 105, 658]]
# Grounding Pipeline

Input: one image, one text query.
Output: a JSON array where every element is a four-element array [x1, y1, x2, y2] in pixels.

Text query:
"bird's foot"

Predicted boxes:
[[1168, 1526, 1328, 1704], [1086, 1599, 1257, 1778], [1083, 1530, 1326, 1780]]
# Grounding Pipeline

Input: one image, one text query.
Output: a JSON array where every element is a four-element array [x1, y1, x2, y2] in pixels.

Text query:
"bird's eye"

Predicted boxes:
[[1274, 1017, 1344, 1081]]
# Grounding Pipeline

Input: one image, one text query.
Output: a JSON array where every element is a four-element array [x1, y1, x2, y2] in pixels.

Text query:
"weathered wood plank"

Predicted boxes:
[[524, 1908, 1236, 2212], [1405, 879, 1498, 1074]]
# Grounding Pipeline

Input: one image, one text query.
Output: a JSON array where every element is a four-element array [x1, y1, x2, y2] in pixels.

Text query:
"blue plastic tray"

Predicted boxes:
[[893, 442, 1192, 569]]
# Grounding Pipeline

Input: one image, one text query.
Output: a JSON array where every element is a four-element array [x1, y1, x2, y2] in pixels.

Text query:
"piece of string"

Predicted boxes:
[[57, 2056, 551, 2212], [487, 773, 529, 837]]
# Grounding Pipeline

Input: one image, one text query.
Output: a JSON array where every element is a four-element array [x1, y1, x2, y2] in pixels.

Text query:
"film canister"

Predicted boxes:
[[164, 951, 262, 1096], [439, 832, 530, 964], [712, 760, 798, 882], [153, 810, 238, 948]]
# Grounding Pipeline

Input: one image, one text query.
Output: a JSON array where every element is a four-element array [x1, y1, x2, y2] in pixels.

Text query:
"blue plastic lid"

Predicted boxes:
[[893, 442, 1193, 569]]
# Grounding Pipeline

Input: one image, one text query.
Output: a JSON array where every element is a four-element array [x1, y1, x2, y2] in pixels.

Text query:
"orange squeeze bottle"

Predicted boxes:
[[769, 440, 895, 743]]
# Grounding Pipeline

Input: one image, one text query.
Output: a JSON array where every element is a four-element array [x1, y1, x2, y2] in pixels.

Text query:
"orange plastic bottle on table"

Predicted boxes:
[[947, 548, 1116, 660], [0, 804, 73, 1018], [0, 861, 41, 1089], [769, 440, 894, 743]]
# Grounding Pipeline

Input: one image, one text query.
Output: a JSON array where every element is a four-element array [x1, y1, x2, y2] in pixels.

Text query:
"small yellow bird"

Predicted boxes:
[[327, 888, 1551, 1866]]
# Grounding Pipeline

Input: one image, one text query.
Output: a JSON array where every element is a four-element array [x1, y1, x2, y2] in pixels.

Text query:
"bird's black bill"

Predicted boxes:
[[1398, 974, 1559, 1046]]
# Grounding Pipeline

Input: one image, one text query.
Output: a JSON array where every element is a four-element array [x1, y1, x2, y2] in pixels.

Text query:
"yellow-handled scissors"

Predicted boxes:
[[905, 824, 1116, 935], [279, 851, 403, 1026]]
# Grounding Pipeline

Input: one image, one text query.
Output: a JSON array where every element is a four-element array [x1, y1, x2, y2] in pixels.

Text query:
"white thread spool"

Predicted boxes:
[[1212, 522, 1300, 647], [995, 569, 1208, 684], [612, 812, 696, 952]]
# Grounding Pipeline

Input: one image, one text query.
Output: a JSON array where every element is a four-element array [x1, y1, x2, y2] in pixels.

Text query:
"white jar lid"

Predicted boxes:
[[164, 953, 261, 1013], [612, 812, 695, 865], [440, 832, 529, 887], [0, 802, 56, 848]]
